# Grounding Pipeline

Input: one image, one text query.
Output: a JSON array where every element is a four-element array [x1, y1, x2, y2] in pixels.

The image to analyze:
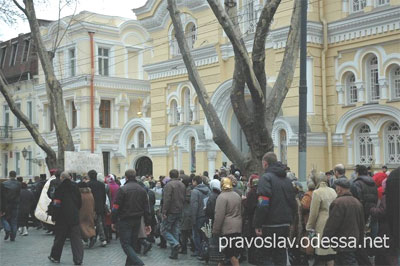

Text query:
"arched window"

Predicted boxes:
[[357, 124, 374, 165], [193, 97, 200, 122], [386, 122, 400, 164], [190, 137, 196, 173], [350, 0, 366, 13], [279, 130, 288, 165], [185, 22, 196, 49], [367, 56, 380, 101], [390, 66, 400, 99], [183, 88, 191, 123], [170, 28, 180, 57], [347, 73, 358, 104], [170, 100, 179, 125], [138, 131, 144, 148]]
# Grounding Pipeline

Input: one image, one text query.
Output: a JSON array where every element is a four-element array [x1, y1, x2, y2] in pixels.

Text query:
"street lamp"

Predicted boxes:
[[21, 147, 42, 166]]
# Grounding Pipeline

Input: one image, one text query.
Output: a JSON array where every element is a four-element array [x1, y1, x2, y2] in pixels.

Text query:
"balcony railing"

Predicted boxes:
[[0, 126, 12, 141]]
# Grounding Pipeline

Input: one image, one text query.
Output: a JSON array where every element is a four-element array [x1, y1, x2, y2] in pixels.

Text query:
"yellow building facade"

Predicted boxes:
[[1, 0, 400, 179]]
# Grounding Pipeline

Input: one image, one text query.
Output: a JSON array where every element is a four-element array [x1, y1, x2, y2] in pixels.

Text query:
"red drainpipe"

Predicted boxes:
[[89, 32, 95, 153]]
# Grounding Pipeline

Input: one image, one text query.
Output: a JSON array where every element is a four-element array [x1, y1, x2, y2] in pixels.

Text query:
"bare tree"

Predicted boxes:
[[0, 0, 76, 170], [167, 0, 301, 174]]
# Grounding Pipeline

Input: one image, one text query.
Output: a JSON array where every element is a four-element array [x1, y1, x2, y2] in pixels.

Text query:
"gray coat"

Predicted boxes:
[[213, 190, 242, 235], [181, 186, 192, 230], [190, 184, 210, 225]]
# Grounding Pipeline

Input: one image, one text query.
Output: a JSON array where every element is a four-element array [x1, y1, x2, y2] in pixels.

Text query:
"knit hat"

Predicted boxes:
[[210, 179, 221, 192], [334, 177, 350, 189]]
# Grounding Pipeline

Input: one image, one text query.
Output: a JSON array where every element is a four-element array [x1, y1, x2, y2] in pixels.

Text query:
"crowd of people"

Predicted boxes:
[[0, 152, 399, 266]]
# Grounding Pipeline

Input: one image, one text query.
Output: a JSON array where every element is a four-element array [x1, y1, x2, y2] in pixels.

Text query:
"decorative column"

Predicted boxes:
[[167, 108, 171, 124], [173, 144, 178, 169], [207, 151, 217, 178], [379, 78, 388, 100], [356, 82, 365, 103], [138, 50, 144, 80], [124, 106, 129, 125], [75, 103, 81, 128], [336, 85, 344, 104], [371, 134, 381, 165], [177, 146, 183, 171], [346, 135, 354, 165], [114, 105, 120, 128]]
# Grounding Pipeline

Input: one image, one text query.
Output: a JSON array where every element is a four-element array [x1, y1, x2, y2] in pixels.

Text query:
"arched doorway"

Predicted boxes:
[[135, 156, 153, 177]]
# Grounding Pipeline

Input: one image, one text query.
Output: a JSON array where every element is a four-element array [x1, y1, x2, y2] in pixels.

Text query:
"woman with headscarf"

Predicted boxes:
[[213, 177, 242, 266], [105, 175, 119, 241], [243, 174, 259, 265], [306, 172, 337, 266], [77, 182, 96, 248]]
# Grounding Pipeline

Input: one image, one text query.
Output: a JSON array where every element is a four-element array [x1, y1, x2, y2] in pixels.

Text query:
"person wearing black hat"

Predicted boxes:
[[323, 178, 365, 266]]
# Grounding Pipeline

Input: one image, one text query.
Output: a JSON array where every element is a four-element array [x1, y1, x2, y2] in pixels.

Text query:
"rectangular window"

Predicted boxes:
[[99, 100, 111, 128], [69, 48, 76, 77], [3, 153, 8, 178], [0, 46, 7, 68], [351, 0, 366, 13], [15, 152, 20, 175], [71, 101, 77, 128], [9, 43, 18, 66], [22, 39, 30, 62], [98, 47, 109, 76], [28, 151, 32, 175], [27, 101, 32, 122], [102, 151, 110, 176], [376, 0, 389, 6], [16, 103, 21, 128]]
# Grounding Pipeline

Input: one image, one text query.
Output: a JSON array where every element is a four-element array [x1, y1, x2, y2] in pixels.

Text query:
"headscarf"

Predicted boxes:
[[221, 177, 233, 191], [210, 179, 221, 192], [249, 174, 259, 188], [162, 176, 171, 185], [228, 174, 237, 187], [97, 173, 105, 183]]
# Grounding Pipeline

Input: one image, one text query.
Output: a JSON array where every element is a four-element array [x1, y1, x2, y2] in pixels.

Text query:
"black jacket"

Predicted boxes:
[[386, 167, 399, 249], [53, 179, 82, 226], [1, 179, 21, 214], [350, 175, 378, 221], [254, 162, 297, 227], [47, 178, 62, 200], [112, 179, 151, 226], [205, 190, 220, 222], [87, 179, 106, 214], [34, 180, 46, 202]]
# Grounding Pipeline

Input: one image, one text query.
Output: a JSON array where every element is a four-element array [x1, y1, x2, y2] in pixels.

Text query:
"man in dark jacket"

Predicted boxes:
[[323, 178, 365, 266], [1, 171, 21, 241], [190, 175, 210, 258], [386, 167, 399, 256], [162, 169, 186, 259], [111, 169, 151, 266], [254, 152, 297, 265], [87, 169, 107, 247], [48, 172, 83, 265], [350, 165, 378, 223]]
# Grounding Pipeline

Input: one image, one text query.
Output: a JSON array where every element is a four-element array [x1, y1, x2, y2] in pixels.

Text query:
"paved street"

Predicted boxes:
[[0, 228, 249, 266]]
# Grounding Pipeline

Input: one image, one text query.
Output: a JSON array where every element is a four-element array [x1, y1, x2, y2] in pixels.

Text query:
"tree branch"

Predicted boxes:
[[207, 0, 264, 106], [12, 0, 27, 16], [252, 0, 281, 94], [167, 0, 246, 167], [266, 0, 301, 124], [0, 72, 57, 161]]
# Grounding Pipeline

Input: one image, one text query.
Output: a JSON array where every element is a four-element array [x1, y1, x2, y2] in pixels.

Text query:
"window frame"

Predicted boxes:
[[0, 46, 7, 68], [97, 47, 110, 76], [9, 42, 18, 67], [356, 124, 374, 165], [367, 55, 380, 102], [71, 100, 77, 129], [99, 99, 111, 128], [15, 102, 21, 128], [347, 73, 358, 104], [390, 65, 400, 100], [27, 101, 33, 122], [350, 0, 367, 13], [68, 47, 76, 77], [21, 39, 30, 63], [375, 0, 390, 7], [385, 122, 400, 165], [15, 151, 20, 176]]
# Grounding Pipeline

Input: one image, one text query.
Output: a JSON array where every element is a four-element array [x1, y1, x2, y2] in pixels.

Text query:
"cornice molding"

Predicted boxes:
[[143, 44, 218, 80], [328, 6, 400, 44]]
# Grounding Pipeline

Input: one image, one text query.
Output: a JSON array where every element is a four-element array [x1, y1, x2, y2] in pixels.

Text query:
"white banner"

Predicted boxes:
[[64, 151, 104, 174]]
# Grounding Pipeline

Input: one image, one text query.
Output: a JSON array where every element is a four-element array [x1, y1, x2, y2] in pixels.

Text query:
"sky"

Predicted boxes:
[[0, 0, 148, 41]]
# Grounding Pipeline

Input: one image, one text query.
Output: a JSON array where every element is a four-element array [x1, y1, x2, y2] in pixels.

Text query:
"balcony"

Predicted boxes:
[[0, 126, 13, 142]]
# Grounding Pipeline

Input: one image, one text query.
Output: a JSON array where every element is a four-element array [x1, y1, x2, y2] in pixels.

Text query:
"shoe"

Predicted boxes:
[[48, 256, 60, 263], [179, 248, 187, 254], [143, 242, 152, 255], [4, 231, 10, 240], [45, 230, 53, 235], [101, 240, 107, 247], [74, 261, 82, 265], [169, 244, 180, 259], [18, 228, 23, 235], [22, 227, 28, 236], [197, 256, 206, 261]]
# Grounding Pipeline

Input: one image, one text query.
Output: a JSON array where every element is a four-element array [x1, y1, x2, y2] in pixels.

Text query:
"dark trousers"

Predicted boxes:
[[180, 229, 192, 251], [1, 208, 18, 240], [50, 224, 84, 263], [95, 214, 106, 242], [336, 251, 358, 266], [259, 226, 290, 266], [119, 218, 144, 266]]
